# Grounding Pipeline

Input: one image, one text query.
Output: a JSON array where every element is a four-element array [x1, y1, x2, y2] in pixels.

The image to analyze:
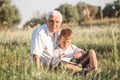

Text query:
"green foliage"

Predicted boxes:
[[0, 40, 30, 80], [56, 2, 99, 23], [0, 0, 21, 29], [23, 13, 46, 29], [75, 2, 87, 22], [0, 38, 120, 79], [0, 25, 120, 79], [103, 0, 120, 18], [111, 28, 119, 65], [56, 3, 79, 23], [114, 0, 120, 17], [89, 5, 98, 19], [103, 3, 115, 18], [23, 0, 119, 29], [25, 2, 100, 28], [76, 2, 98, 21]]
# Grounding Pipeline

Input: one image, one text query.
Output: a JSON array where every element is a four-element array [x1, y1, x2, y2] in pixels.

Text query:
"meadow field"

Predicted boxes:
[[0, 22, 120, 80]]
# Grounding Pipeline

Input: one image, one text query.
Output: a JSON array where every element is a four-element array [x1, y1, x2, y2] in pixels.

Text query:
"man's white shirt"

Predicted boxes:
[[30, 24, 59, 64]]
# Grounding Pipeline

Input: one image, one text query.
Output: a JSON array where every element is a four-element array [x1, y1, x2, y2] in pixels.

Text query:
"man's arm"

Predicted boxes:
[[33, 54, 40, 71]]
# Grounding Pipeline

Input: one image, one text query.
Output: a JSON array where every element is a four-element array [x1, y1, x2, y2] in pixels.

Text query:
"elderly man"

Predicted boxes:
[[30, 10, 62, 70]]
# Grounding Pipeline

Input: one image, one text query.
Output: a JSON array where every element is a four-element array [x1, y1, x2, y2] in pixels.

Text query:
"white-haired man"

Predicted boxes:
[[30, 10, 62, 70]]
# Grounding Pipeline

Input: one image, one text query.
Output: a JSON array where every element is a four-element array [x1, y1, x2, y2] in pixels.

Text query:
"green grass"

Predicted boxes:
[[0, 24, 120, 80]]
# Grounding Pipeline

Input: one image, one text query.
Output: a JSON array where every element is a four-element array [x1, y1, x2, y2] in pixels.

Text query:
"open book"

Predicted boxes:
[[60, 57, 77, 65]]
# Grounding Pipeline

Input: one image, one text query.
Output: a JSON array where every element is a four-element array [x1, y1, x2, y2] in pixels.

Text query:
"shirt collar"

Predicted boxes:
[[44, 24, 50, 36]]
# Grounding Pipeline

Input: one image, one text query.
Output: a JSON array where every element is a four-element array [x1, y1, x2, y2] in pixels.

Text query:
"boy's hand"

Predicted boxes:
[[73, 51, 83, 59]]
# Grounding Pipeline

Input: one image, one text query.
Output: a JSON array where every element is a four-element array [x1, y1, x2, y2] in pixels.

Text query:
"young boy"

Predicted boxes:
[[52, 28, 98, 73]]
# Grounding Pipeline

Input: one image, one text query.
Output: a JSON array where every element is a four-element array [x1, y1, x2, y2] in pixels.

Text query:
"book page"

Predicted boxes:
[[61, 57, 76, 64]]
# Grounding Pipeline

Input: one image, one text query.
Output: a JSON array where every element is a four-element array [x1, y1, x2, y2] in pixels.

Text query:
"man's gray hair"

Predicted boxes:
[[45, 10, 62, 23]]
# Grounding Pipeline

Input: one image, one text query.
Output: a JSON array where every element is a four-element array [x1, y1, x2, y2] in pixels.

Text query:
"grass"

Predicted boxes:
[[0, 24, 120, 80]]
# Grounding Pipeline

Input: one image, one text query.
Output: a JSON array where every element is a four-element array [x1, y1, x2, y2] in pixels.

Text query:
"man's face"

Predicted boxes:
[[58, 36, 72, 49], [46, 15, 61, 33]]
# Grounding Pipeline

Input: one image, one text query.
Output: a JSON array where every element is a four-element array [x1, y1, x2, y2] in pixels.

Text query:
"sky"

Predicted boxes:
[[11, 0, 115, 28]]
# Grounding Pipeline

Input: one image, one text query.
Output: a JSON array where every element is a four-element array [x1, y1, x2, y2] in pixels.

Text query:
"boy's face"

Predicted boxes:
[[58, 36, 72, 49]]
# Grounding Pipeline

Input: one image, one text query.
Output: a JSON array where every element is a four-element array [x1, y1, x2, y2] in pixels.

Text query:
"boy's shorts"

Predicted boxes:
[[75, 51, 90, 68]]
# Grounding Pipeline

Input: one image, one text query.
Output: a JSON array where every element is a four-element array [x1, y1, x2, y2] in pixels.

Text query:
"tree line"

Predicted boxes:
[[0, 0, 120, 29], [23, 0, 120, 29]]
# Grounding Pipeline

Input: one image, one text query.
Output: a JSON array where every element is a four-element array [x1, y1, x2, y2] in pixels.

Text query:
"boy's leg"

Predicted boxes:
[[75, 51, 90, 68], [89, 49, 98, 69], [65, 63, 83, 72], [76, 49, 98, 69]]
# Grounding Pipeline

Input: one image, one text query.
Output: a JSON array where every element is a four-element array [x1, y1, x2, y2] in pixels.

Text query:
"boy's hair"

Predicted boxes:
[[59, 28, 73, 39]]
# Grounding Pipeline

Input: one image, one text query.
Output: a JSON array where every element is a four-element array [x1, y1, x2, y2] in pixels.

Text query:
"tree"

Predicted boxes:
[[96, 6, 103, 19], [113, 0, 120, 17], [0, 0, 21, 29], [103, 3, 115, 18], [103, 0, 120, 18], [23, 13, 46, 29], [76, 2, 98, 23], [76, 2, 88, 23], [89, 5, 98, 19], [56, 3, 79, 23]]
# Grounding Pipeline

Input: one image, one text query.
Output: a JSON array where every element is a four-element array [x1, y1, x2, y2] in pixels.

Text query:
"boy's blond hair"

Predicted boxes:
[[59, 28, 73, 40]]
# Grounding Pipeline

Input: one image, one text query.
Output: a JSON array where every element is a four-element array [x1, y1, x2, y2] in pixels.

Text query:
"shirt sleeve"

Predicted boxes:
[[71, 44, 85, 54], [30, 33, 44, 57]]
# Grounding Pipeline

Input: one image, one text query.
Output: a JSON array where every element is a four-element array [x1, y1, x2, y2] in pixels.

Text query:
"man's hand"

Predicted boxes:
[[33, 54, 40, 71]]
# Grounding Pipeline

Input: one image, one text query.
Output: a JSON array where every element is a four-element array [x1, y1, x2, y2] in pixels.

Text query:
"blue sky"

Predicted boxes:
[[11, 0, 115, 28]]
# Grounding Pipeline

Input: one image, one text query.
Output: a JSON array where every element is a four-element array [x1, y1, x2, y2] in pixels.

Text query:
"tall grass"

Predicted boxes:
[[0, 25, 120, 80], [0, 29, 34, 42], [111, 27, 119, 77], [111, 28, 118, 64]]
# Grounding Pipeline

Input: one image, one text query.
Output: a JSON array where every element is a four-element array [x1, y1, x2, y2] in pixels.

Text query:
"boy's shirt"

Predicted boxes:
[[52, 44, 85, 64]]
